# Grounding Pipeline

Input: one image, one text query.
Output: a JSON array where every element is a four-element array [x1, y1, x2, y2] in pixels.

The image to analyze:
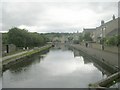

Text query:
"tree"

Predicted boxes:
[[83, 33, 92, 41], [79, 35, 83, 42], [8, 27, 48, 48], [8, 27, 28, 47], [73, 40, 79, 44], [105, 35, 120, 46], [2, 33, 8, 44], [68, 37, 73, 41]]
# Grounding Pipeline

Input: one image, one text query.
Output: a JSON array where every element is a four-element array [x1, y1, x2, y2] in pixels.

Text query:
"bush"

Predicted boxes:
[[83, 32, 92, 41], [105, 35, 120, 46], [73, 40, 79, 44]]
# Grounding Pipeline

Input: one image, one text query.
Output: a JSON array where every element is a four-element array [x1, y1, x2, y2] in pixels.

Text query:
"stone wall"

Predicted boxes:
[[80, 42, 118, 54], [2, 44, 16, 56], [83, 43, 118, 53], [70, 44, 118, 72]]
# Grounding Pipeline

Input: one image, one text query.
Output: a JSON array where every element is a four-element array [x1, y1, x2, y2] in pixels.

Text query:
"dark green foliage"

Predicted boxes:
[[100, 38, 106, 44], [7, 27, 48, 47], [79, 35, 83, 42], [2, 33, 8, 44], [117, 35, 120, 46], [83, 33, 92, 41], [8, 28, 28, 47], [68, 37, 73, 41], [73, 40, 79, 44], [105, 35, 120, 46]]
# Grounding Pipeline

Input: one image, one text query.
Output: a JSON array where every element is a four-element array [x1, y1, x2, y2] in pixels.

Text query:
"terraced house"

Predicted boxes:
[[92, 15, 119, 43]]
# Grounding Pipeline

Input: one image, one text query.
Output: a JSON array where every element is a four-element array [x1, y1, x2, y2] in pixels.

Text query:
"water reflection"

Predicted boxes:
[[3, 45, 108, 88], [70, 47, 114, 75]]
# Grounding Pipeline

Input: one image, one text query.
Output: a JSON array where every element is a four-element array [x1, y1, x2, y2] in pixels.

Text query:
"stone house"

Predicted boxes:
[[92, 15, 119, 43], [82, 28, 96, 37]]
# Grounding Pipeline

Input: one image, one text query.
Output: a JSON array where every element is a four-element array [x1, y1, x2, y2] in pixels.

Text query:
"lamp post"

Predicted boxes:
[[100, 20, 107, 50], [101, 26, 106, 50], [101, 27, 104, 50]]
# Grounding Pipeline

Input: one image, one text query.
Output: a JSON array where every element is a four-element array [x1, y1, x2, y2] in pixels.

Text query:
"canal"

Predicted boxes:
[[2, 45, 118, 88]]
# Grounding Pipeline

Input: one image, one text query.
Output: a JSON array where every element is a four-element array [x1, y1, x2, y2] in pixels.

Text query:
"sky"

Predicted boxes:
[[0, 0, 119, 33]]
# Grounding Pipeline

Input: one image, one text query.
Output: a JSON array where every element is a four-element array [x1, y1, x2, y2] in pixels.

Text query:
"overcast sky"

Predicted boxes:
[[0, 0, 119, 33]]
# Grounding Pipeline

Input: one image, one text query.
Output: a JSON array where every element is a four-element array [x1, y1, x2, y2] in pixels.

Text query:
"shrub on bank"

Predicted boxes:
[[104, 35, 120, 46]]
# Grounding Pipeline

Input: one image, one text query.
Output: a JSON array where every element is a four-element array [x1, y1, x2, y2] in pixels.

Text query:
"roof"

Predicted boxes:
[[83, 28, 96, 33]]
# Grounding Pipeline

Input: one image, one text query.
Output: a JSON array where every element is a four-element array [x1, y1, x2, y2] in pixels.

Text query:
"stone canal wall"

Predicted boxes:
[[90, 43, 118, 54], [80, 43, 118, 54], [69, 44, 118, 72], [69, 44, 119, 88], [96, 71, 120, 87], [2, 45, 52, 71]]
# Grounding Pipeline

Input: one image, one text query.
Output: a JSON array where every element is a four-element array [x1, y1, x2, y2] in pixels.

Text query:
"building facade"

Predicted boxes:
[[82, 28, 96, 37], [83, 15, 119, 43]]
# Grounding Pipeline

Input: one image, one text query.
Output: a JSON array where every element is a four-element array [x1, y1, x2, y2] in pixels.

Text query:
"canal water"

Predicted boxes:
[[2, 45, 116, 88]]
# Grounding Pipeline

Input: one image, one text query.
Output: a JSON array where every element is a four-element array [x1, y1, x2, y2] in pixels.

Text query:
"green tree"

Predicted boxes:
[[2, 33, 8, 44], [83, 33, 92, 41], [8, 27, 28, 47], [68, 37, 73, 41], [79, 35, 83, 42], [8, 27, 48, 48], [105, 35, 120, 46]]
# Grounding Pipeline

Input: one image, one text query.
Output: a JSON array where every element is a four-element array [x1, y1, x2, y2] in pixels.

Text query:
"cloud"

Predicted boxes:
[[2, 2, 118, 33], [0, 2, 2, 32], [1, 0, 120, 2]]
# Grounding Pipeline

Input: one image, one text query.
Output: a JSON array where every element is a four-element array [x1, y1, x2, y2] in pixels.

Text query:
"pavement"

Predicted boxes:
[[2, 49, 35, 61], [70, 44, 118, 68], [2, 51, 28, 61], [2, 45, 51, 63]]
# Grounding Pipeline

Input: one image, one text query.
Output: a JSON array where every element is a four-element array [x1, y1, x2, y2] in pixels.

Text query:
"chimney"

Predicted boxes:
[[113, 15, 115, 20], [101, 20, 104, 25]]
